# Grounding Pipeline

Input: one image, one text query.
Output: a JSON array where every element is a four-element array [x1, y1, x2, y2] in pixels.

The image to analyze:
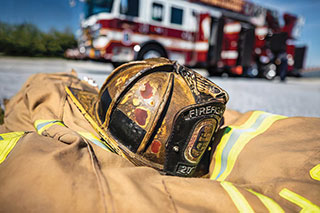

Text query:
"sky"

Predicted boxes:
[[0, 0, 84, 33], [0, 0, 319, 67]]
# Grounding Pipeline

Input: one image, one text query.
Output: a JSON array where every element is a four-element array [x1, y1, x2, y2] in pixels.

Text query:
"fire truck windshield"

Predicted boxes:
[[85, 0, 114, 18]]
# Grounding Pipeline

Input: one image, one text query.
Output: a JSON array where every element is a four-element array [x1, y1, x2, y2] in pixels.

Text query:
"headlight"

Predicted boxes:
[[93, 36, 109, 49], [79, 46, 86, 54]]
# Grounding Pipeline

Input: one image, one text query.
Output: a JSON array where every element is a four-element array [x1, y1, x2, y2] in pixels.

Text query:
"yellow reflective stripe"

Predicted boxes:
[[220, 181, 254, 213], [0, 131, 24, 164], [219, 113, 285, 181], [211, 111, 263, 180], [310, 164, 320, 181], [211, 111, 286, 181], [34, 119, 65, 135], [279, 188, 320, 212], [78, 131, 113, 153], [247, 189, 284, 213]]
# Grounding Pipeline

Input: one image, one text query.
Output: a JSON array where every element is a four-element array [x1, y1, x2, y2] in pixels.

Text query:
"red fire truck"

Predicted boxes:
[[74, 0, 306, 79]]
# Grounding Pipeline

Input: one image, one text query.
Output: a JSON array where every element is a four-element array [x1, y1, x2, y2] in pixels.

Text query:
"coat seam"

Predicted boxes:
[[162, 179, 178, 213]]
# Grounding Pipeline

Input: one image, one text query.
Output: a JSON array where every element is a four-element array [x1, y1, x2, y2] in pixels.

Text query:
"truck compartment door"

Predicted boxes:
[[294, 46, 307, 70], [207, 17, 224, 66], [238, 25, 255, 68]]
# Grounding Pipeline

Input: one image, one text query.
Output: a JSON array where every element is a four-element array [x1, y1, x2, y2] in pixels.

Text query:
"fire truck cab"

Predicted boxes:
[[81, 0, 222, 67]]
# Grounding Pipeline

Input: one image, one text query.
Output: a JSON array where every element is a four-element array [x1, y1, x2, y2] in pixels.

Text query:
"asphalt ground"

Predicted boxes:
[[0, 57, 319, 117]]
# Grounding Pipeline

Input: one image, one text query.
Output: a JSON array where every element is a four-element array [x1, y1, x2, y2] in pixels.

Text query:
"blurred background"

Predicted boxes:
[[0, 0, 319, 120]]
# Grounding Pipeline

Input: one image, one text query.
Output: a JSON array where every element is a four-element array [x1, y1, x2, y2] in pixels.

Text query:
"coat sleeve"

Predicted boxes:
[[3, 72, 96, 132]]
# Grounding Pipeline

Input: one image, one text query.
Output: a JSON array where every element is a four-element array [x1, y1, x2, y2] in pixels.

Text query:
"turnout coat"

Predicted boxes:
[[0, 72, 319, 212]]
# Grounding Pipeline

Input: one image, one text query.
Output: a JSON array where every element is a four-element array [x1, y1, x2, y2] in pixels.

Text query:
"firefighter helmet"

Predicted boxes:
[[67, 58, 229, 177]]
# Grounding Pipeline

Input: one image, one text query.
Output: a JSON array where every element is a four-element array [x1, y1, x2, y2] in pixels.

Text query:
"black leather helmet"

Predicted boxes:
[[67, 58, 229, 177]]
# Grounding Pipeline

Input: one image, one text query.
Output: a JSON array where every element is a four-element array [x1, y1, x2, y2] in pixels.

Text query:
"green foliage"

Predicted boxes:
[[0, 22, 77, 57]]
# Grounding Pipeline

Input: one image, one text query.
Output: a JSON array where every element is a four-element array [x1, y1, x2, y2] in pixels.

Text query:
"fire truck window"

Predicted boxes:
[[171, 7, 183, 25], [86, 0, 114, 17], [152, 3, 163, 22], [120, 0, 139, 17]]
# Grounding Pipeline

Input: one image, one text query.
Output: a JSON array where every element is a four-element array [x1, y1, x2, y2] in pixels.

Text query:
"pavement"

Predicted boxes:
[[0, 56, 319, 117]]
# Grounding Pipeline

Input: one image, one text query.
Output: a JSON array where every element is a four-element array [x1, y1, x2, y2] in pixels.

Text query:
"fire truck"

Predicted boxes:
[[75, 0, 306, 79]]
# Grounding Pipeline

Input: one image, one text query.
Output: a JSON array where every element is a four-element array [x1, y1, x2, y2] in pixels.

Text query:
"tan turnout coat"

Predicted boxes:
[[0, 72, 319, 212]]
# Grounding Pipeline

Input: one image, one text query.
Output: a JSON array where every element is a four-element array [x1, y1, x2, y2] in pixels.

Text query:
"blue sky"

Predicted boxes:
[[0, 0, 319, 67], [0, 0, 83, 33]]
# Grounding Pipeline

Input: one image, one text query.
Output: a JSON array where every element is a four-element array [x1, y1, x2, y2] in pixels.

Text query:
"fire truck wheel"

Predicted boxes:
[[262, 63, 277, 80], [137, 44, 166, 60]]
